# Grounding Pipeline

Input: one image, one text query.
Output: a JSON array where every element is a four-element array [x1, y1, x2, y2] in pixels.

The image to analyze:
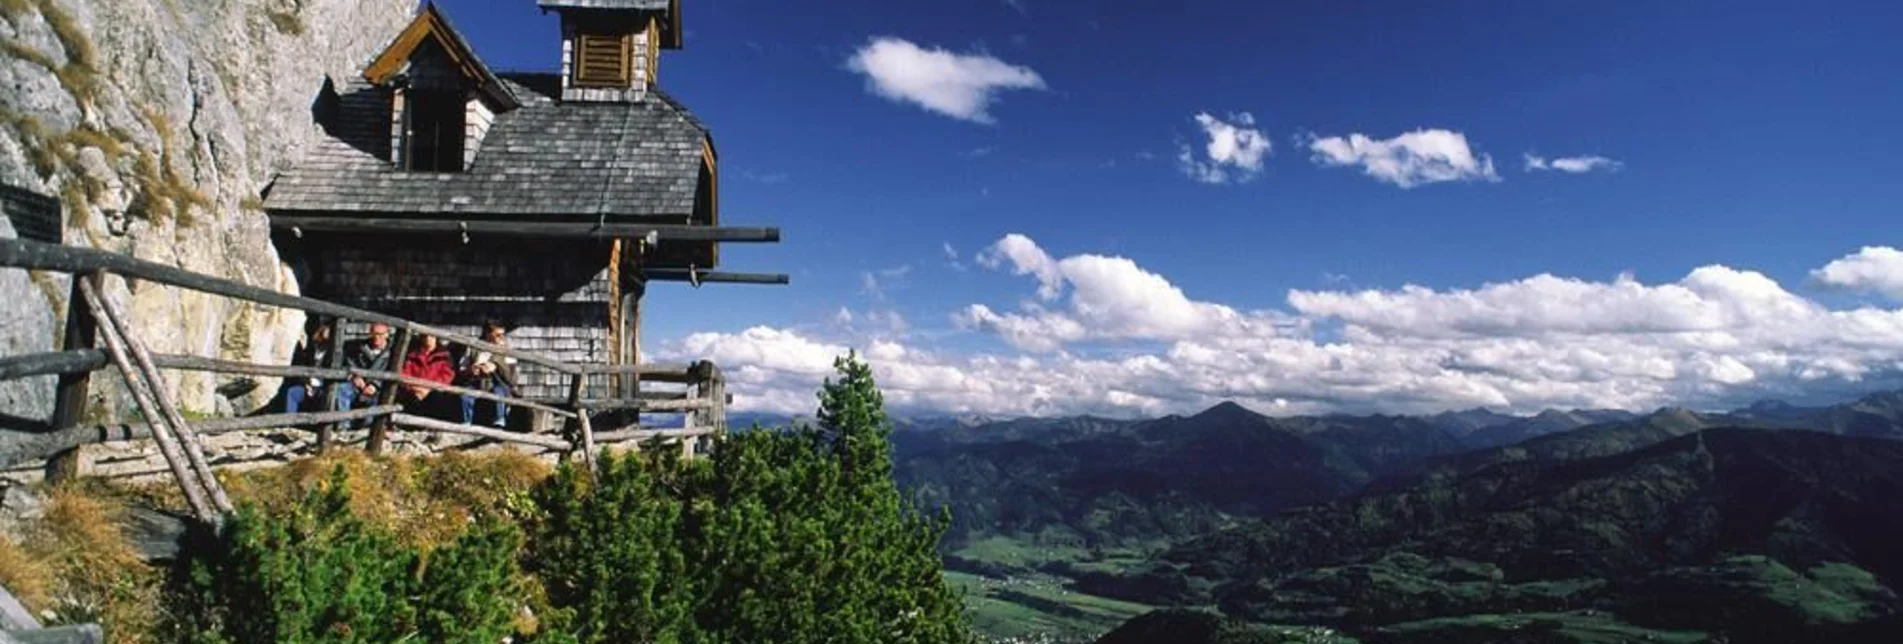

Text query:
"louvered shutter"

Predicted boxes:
[[575, 33, 629, 86]]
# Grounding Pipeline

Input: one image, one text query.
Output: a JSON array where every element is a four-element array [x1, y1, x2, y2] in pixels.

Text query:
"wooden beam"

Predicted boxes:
[[642, 269, 788, 285], [388, 413, 571, 450], [0, 238, 586, 375], [573, 397, 712, 412], [268, 217, 781, 243], [0, 350, 574, 419], [0, 349, 106, 380], [578, 362, 697, 381], [592, 425, 717, 443]]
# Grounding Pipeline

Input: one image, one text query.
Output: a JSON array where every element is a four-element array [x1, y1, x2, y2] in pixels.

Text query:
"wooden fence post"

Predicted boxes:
[[318, 314, 348, 452], [367, 327, 410, 455], [46, 274, 95, 482]]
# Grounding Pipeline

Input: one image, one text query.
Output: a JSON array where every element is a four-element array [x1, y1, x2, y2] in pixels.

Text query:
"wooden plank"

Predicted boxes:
[[642, 269, 789, 285], [75, 277, 215, 523], [266, 217, 780, 243], [388, 414, 571, 450], [0, 238, 585, 375], [592, 425, 717, 443], [90, 274, 234, 515], [578, 362, 696, 379], [574, 397, 712, 412]]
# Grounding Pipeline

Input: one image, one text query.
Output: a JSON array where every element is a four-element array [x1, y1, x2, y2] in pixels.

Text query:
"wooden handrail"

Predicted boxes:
[[0, 238, 583, 374], [0, 236, 734, 471]]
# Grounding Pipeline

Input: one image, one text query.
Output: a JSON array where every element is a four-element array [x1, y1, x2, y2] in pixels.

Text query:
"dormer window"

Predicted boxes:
[[574, 31, 631, 87], [361, 4, 520, 172], [404, 88, 465, 171]]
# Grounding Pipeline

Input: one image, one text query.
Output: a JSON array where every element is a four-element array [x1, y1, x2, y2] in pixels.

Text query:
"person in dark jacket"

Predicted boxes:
[[458, 322, 519, 427], [333, 322, 394, 428], [281, 320, 333, 413]]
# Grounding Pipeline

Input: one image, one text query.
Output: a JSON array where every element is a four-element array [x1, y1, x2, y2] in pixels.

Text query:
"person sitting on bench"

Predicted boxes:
[[457, 321, 518, 427], [333, 322, 394, 429], [281, 320, 333, 414], [399, 333, 456, 418]]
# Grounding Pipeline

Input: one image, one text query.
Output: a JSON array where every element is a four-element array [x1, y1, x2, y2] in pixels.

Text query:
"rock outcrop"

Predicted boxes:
[[0, 0, 416, 420]]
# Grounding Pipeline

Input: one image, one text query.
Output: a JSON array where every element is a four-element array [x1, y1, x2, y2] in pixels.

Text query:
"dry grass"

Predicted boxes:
[[4, 485, 166, 642], [223, 449, 554, 549], [1, 451, 556, 640], [0, 534, 53, 612]]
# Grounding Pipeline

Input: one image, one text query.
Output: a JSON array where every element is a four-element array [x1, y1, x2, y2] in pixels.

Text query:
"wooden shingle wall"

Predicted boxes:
[[291, 237, 623, 400]]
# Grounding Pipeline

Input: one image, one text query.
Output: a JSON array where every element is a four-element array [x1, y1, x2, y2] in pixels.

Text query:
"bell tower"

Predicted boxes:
[[539, 0, 683, 103]]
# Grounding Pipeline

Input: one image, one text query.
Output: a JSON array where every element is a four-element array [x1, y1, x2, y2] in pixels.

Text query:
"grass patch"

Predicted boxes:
[[1, 485, 166, 641], [949, 570, 1157, 642], [221, 449, 551, 550]]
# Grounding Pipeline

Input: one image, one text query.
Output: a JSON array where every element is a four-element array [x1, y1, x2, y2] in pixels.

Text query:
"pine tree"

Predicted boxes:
[[528, 352, 972, 643]]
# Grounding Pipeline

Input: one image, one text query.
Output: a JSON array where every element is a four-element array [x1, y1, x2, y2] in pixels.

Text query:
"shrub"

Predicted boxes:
[[174, 466, 524, 643], [526, 353, 972, 643]]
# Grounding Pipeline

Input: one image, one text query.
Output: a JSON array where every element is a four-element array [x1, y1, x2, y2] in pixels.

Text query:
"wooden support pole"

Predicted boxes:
[[641, 269, 789, 285], [368, 327, 409, 455], [87, 274, 234, 515], [564, 372, 596, 471], [607, 238, 623, 399], [388, 414, 571, 450], [318, 314, 348, 452], [74, 276, 215, 522], [47, 274, 95, 481]]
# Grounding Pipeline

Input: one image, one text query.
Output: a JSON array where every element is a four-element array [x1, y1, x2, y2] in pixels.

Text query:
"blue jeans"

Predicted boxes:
[[462, 383, 511, 426], [284, 382, 327, 413], [330, 385, 363, 428]]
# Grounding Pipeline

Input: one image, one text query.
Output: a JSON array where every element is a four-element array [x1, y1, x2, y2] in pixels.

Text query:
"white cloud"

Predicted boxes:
[[845, 37, 1046, 124], [1811, 246, 1903, 300], [963, 234, 1279, 350], [1306, 129, 1499, 188], [861, 265, 913, 301], [661, 242, 1903, 419], [1178, 112, 1272, 184], [1524, 153, 1622, 174], [943, 242, 968, 271]]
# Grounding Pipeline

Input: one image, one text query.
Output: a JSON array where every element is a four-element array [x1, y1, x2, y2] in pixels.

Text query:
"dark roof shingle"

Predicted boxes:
[[264, 74, 707, 218]]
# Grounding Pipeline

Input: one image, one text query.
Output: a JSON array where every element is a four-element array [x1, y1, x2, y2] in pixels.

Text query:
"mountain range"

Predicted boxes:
[[868, 389, 1903, 643]]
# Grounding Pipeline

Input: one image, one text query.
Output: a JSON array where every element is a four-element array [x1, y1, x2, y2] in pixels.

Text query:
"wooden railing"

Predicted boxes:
[[0, 237, 729, 522]]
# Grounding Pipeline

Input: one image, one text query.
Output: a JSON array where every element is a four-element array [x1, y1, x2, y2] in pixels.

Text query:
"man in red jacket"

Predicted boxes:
[[399, 333, 456, 416]]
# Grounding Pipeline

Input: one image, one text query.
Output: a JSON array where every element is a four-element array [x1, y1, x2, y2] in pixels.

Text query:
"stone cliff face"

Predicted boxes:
[[0, 0, 415, 420]]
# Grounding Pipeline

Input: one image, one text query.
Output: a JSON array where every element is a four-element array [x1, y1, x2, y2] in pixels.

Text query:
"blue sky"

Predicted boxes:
[[431, 0, 1903, 417]]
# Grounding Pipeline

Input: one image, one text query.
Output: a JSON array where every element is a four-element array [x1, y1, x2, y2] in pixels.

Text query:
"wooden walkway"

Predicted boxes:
[[0, 237, 729, 524]]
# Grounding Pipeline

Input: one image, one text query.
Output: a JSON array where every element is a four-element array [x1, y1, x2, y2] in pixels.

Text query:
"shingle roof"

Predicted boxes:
[[537, 0, 670, 9], [263, 74, 709, 218]]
